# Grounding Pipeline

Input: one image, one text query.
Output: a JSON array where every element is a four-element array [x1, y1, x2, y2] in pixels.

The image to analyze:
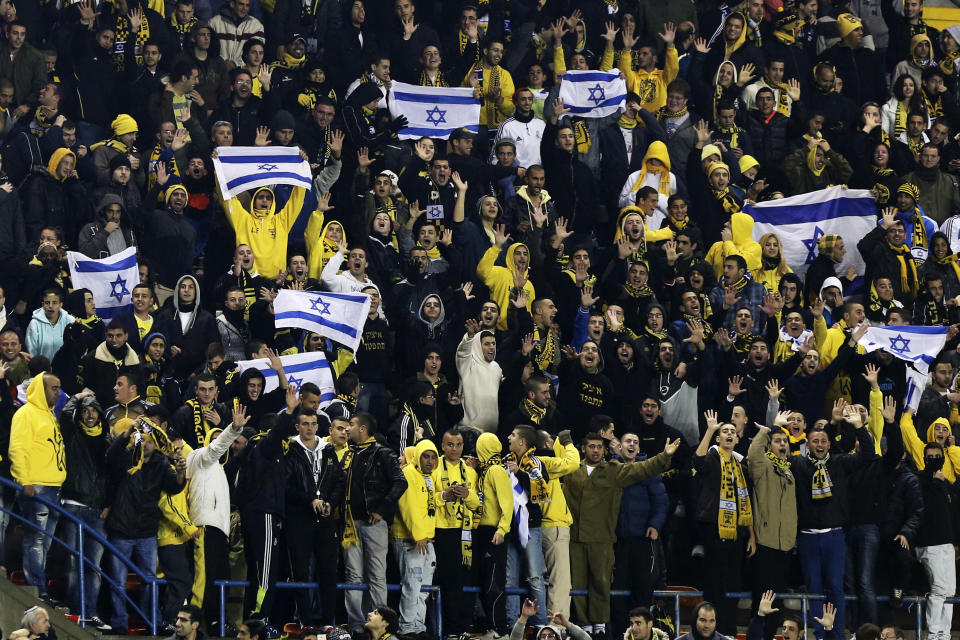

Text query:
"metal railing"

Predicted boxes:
[[0, 476, 167, 635]]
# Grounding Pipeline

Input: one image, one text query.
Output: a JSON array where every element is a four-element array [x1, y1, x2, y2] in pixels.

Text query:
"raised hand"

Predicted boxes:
[[465, 318, 481, 338], [758, 590, 780, 617], [693, 37, 710, 53], [357, 147, 373, 169], [683, 320, 705, 346], [493, 223, 509, 247], [581, 283, 599, 308], [460, 281, 474, 300], [127, 6, 143, 32], [317, 191, 334, 213], [773, 410, 792, 428], [766, 378, 782, 398], [602, 21, 620, 45], [451, 170, 467, 192], [521, 333, 535, 356], [231, 403, 250, 430], [258, 63, 273, 91], [414, 138, 434, 162], [728, 375, 746, 396], [554, 216, 573, 240], [704, 409, 719, 430], [861, 363, 880, 389], [440, 228, 454, 246], [786, 78, 802, 101], [659, 22, 676, 46], [329, 129, 344, 157], [881, 395, 897, 423], [694, 119, 713, 146], [814, 603, 836, 630], [723, 286, 742, 309], [254, 125, 271, 146], [664, 438, 681, 455], [881, 207, 897, 229], [737, 62, 756, 86]]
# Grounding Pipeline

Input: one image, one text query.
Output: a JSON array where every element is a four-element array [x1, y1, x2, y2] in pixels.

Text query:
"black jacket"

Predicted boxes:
[[105, 432, 185, 538], [154, 282, 220, 381], [237, 411, 297, 515], [172, 401, 231, 450], [77, 343, 142, 409], [916, 467, 958, 548], [540, 120, 603, 235], [344, 439, 407, 524], [285, 438, 346, 522], [818, 44, 886, 107], [59, 395, 110, 509], [857, 225, 917, 304], [20, 169, 92, 246], [139, 189, 198, 290], [789, 427, 873, 530]]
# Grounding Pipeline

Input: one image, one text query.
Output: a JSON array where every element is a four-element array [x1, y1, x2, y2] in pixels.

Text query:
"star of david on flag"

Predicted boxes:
[[213, 146, 313, 199], [587, 83, 606, 105], [857, 324, 949, 373], [558, 70, 626, 118], [67, 246, 140, 320], [274, 290, 372, 353], [388, 81, 480, 140], [802, 226, 825, 264], [237, 352, 336, 398]]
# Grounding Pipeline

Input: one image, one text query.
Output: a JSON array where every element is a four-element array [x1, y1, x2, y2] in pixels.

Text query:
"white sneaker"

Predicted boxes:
[[691, 544, 705, 558]]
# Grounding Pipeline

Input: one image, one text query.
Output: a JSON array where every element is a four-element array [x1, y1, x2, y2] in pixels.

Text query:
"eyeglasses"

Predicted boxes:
[[236, 79, 252, 86]]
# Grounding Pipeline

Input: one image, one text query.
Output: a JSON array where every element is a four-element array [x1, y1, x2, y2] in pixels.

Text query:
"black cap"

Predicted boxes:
[[288, 33, 306, 44], [449, 127, 476, 141]]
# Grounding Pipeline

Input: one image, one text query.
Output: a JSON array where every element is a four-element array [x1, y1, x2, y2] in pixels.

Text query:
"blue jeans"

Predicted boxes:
[[0, 488, 10, 566], [799, 529, 846, 638], [505, 527, 545, 625], [18, 486, 60, 596], [844, 523, 879, 627], [62, 503, 107, 616], [108, 534, 159, 630]]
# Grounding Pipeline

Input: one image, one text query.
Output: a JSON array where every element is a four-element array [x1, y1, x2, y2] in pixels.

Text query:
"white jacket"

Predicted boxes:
[[208, 12, 265, 67], [186, 424, 241, 535], [456, 332, 503, 432], [321, 251, 375, 293], [493, 116, 546, 168]]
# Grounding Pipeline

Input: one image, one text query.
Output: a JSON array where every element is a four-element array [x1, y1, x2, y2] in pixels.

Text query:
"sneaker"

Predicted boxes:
[[88, 617, 112, 632], [691, 544, 705, 558], [891, 588, 904, 607]]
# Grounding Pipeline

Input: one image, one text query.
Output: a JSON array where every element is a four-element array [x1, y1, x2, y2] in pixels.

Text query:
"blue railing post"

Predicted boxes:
[[220, 582, 228, 638], [915, 597, 924, 639], [673, 593, 680, 637], [77, 524, 86, 625], [151, 580, 160, 635]]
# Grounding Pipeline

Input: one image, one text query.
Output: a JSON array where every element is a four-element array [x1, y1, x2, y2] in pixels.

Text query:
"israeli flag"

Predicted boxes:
[[213, 146, 312, 200], [904, 364, 928, 412], [558, 70, 627, 118], [273, 289, 371, 353], [236, 351, 336, 399], [66, 246, 139, 320], [387, 81, 480, 140], [746, 186, 876, 279], [857, 324, 949, 373]]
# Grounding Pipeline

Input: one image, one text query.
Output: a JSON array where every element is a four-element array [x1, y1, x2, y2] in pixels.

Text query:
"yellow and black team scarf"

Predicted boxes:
[[624, 280, 655, 298], [184, 399, 210, 449], [147, 143, 182, 194], [458, 30, 481, 63], [476, 448, 502, 517], [697, 291, 714, 320], [127, 417, 175, 475], [90, 137, 135, 156], [521, 398, 547, 424], [515, 447, 550, 504], [773, 11, 802, 46], [717, 447, 752, 540], [419, 69, 449, 87], [899, 184, 929, 252], [573, 119, 591, 154], [922, 90, 945, 120], [618, 113, 637, 130], [112, 14, 150, 71], [532, 324, 560, 373], [645, 324, 668, 342], [440, 458, 475, 566], [765, 449, 793, 475], [655, 104, 688, 123], [341, 436, 377, 549], [940, 49, 960, 76], [728, 275, 750, 293], [890, 240, 919, 298], [170, 14, 197, 36], [732, 329, 757, 354], [936, 252, 960, 284], [809, 451, 834, 499], [30, 107, 55, 137], [717, 125, 742, 150], [271, 51, 306, 71], [869, 280, 902, 316], [683, 313, 714, 340], [713, 186, 741, 214]]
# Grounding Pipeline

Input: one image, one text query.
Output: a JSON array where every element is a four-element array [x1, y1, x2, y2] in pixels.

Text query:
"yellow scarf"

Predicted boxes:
[[440, 458, 474, 566], [923, 90, 944, 120], [127, 418, 174, 475], [112, 13, 150, 70], [717, 447, 752, 540], [522, 398, 547, 423], [617, 113, 637, 129], [937, 253, 960, 284], [941, 49, 960, 76], [419, 70, 449, 87], [713, 187, 741, 213], [271, 52, 306, 70], [533, 324, 560, 372], [894, 100, 909, 136], [515, 447, 550, 504], [341, 436, 377, 549], [889, 241, 919, 299], [809, 452, 834, 500], [185, 399, 210, 448]]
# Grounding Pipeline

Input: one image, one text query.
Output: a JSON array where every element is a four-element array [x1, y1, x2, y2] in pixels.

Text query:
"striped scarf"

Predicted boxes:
[[809, 452, 834, 500], [717, 447, 752, 540], [419, 70, 449, 87], [112, 14, 150, 70], [342, 437, 377, 549]]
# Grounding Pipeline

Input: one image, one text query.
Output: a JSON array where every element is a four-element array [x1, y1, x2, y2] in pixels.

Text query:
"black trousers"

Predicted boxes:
[[287, 513, 340, 625], [202, 526, 231, 623], [611, 535, 656, 628], [473, 525, 507, 634], [242, 510, 282, 619], [751, 544, 791, 639], [700, 524, 744, 636], [435, 528, 472, 634], [158, 542, 193, 625]]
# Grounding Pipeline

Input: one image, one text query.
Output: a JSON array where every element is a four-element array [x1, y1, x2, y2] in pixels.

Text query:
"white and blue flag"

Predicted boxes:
[[857, 324, 949, 373], [746, 186, 876, 279], [273, 289, 371, 353], [212, 146, 313, 199], [66, 246, 139, 320], [558, 70, 627, 118], [236, 351, 336, 398], [388, 81, 480, 140]]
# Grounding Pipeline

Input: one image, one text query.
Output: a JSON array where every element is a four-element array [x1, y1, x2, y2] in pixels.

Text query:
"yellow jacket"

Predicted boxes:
[[867, 388, 884, 455], [475, 433, 513, 535], [620, 46, 679, 113], [158, 484, 199, 546], [704, 212, 762, 279], [432, 456, 481, 529], [223, 185, 308, 279], [553, 45, 616, 82], [392, 440, 439, 541], [304, 214, 346, 283], [462, 63, 515, 127], [755, 265, 793, 296], [477, 243, 535, 330], [901, 413, 960, 483], [9, 374, 66, 487], [540, 439, 582, 528], [818, 320, 866, 409]]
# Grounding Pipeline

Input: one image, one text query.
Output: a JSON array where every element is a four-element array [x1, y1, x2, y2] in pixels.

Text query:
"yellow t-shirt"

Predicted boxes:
[[136, 315, 154, 341]]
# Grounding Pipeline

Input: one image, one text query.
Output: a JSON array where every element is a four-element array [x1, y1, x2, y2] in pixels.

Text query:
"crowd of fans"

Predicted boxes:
[[2, 0, 960, 638]]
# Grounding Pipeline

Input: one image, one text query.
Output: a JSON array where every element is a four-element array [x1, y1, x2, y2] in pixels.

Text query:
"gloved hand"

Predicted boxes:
[[389, 115, 409, 132], [557, 430, 572, 446]]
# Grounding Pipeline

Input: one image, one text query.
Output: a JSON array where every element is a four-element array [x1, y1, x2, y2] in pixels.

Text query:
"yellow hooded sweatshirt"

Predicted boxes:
[[392, 439, 439, 541], [475, 433, 514, 535], [901, 414, 960, 483], [432, 453, 481, 530], [224, 184, 307, 279], [477, 243, 536, 330], [615, 206, 673, 247], [628, 141, 674, 196], [620, 45, 679, 113], [9, 374, 66, 487], [47, 148, 76, 181], [305, 213, 347, 282], [540, 438, 582, 528], [704, 211, 763, 279]]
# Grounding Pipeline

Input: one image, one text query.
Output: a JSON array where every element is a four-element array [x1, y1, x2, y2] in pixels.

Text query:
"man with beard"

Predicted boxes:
[[144, 170, 197, 298], [500, 374, 563, 438], [353, 285, 393, 427], [709, 255, 768, 334], [216, 286, 249, 362], [173, 372, 230, 450], [215, 245, 268, 320], [559, 340, 614, 443], [457, 320, 503, 432], [0, 328, 31, 385], [155, 276, 219, 380], [782, 325, 866, 426], [462, 38, 515, 157], [299, 98, 344, 173], [209, 69, 268, 146], [78, 320, 141, 409]]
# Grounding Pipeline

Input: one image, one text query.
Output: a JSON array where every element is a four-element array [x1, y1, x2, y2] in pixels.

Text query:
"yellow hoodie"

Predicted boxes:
[[901, 414, 960, 483], [305, 213, 347, 280], [477, 243, 536, 330], [476, 433, 513, 535], [392, 439, 439, 541], [620, 45, 679, 113], [223, 185, 308, 279], [9, 374, 66, 487], [704, 211, 762, 279], [47, 148, 76, 181], [540, 438, 582, 528], [432, 454, 481, 529]]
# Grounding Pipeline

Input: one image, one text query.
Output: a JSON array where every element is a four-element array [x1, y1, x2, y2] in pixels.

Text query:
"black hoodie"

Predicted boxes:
[[155, 275, 219, 381], [59, 394, 110, 508]]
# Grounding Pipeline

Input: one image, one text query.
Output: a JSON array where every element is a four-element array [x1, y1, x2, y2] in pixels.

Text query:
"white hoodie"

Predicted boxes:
[[186, 424, 242, 535], [456, 332, 503, 432]]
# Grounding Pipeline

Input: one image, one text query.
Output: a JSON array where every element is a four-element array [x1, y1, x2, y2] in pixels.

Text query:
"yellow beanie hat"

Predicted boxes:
[[701, 144, 722, 162], [111, 114, 139, 136], [739, 155, 760, 174], [707, 161, 730, 177], [836, 13, 863, 40]]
